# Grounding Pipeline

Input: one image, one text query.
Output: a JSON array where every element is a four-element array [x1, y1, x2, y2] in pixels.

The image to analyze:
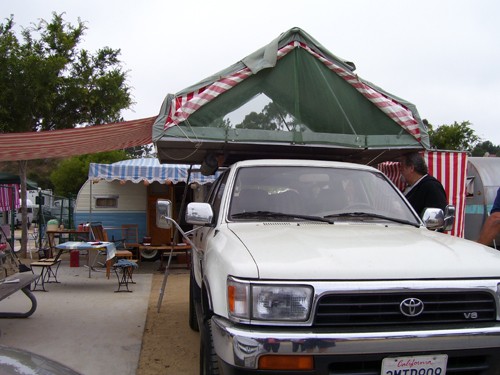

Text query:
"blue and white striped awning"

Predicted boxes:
[[88, 158, 217, 185]]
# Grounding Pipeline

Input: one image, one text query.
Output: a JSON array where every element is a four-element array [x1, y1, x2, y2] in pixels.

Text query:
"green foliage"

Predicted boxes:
[[471, 141, 500, 157], [125, 144, 155, 158], [209, 117, 232, 129], [427, 121, 479, 152], [27, 159, 59, 190], [235, 102, 296, 131], [0, 13, 132, 132], [237, 111, 272, 130], [50, 150, 129, 196], [0, 13, 133, 205]]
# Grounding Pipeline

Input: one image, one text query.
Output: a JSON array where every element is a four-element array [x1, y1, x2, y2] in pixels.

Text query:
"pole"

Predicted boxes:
[[38, 188, 42, 250], [9, 185, 15, 250], [157, 167, 194, 312], [156, 216, 199, 312]]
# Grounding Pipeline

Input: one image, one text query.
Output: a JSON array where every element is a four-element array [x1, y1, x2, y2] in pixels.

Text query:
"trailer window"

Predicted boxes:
[[95, 195, 118, 208], [466, 177, 474, 197]]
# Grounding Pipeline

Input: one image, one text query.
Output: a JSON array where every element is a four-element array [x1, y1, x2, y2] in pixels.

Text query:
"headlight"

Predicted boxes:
[[228, 278, 313, 322]]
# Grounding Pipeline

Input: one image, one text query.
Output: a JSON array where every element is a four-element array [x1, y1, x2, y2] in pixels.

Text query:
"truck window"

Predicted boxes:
[[207, 170, 229, 221], [229, 165, 417, 224]]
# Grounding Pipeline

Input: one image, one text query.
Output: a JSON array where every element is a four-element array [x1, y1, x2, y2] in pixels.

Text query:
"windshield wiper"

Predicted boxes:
[[231, 211, 334, 224], [324, 212, 420, 227]]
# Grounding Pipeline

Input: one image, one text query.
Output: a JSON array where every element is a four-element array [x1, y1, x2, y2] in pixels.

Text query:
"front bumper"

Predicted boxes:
[[211, 316, 500, 372]]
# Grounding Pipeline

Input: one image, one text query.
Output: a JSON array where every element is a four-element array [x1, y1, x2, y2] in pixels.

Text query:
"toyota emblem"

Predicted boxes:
[[400, 298, 425, 317]]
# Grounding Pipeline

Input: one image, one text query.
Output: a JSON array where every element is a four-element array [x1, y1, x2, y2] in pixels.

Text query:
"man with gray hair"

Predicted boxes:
[[399, 152, 447, 216]]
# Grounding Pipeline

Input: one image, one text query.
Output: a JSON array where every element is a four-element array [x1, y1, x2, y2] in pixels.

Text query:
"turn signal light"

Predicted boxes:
[[258, 355, 314, 370]]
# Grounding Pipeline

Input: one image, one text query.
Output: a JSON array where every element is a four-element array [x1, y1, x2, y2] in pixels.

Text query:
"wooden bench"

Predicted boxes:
[[0, 272, 40, 318]]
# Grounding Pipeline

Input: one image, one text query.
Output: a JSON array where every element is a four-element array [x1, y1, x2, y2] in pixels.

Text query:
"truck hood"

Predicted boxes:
[[228, 222, 500, 280]]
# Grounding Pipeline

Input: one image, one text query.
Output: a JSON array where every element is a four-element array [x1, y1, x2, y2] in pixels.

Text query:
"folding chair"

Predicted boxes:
[[0, 225, 31, 273], [121, 224, 140, 260], [0, 225, 21, 253], [26, 226, 39, 259], [30, 249, 64, 291], [90, 223, 133, 268]]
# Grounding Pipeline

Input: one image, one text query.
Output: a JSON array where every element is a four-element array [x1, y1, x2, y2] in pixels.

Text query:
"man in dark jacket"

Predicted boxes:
[[399, 152, 448, 216]]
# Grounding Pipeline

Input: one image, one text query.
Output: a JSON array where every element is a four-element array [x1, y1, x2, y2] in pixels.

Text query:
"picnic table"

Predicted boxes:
[[0, 272, 40, 318], [55, 241, 116, 278]]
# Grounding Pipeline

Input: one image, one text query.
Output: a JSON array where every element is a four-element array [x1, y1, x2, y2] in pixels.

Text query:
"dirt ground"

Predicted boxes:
[[137, 271, 200, 374]]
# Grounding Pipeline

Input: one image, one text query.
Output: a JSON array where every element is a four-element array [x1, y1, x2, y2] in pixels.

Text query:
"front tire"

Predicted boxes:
[[200, 319, 219, 375]]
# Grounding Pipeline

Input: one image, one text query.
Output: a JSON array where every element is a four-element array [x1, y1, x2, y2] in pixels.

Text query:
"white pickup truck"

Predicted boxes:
[[176, 159, 500, 375]]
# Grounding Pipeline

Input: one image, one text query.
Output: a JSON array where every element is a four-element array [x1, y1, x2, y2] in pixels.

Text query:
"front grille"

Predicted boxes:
[[314, 291, 496, 327]]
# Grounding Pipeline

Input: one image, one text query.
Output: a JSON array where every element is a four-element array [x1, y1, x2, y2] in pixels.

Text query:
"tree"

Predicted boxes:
[[50, 151, 129, 197], [0, 13, 132, 255], [236, 111, 271, 130], [125, 144, 155, 159], [427, 121, 479, 152], [471, 140, 500, 157], [235, 102, 297, 131], [1, 159, 61, 190]]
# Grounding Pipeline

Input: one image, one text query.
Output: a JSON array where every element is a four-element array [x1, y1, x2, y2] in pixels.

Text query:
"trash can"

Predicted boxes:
[[70, 250, 79, 267]]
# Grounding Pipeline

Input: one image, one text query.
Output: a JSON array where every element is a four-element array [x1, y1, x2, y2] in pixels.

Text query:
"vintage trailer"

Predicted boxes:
[[74, 158, 216, 259], [464, 156, 500, 245]]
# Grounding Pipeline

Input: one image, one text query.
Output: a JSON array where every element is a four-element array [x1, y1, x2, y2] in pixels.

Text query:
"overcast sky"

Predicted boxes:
[[2, 0, 499, 145]]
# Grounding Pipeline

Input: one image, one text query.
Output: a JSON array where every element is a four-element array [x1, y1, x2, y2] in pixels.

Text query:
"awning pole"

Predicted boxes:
[[10, 185, 15, 250], [89, 179, 93, 236]]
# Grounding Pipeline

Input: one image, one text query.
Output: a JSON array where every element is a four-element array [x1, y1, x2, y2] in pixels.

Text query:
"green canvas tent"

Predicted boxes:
[[153, 27, 430, 166], [0, 172, 38, 190]]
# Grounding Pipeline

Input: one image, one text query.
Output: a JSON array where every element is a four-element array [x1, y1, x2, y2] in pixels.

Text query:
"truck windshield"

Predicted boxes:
[[228, 165, 419, 226]]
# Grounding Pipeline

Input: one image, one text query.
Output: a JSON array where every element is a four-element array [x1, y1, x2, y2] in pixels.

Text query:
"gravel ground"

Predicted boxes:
[[137, 270, 199, 375]]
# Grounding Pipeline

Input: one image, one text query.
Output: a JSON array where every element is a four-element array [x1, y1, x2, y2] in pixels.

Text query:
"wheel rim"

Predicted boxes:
[[140, 249, 158, 260]]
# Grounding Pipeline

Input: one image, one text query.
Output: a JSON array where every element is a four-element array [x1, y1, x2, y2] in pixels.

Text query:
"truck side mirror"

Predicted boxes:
[[421, 205, 455, 231], [156, 199, 172, 229], [421, 208, 445, 230], [186, 202, 214, 226]]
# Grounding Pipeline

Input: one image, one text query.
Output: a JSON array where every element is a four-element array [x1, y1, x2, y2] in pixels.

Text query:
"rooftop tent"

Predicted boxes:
[[153, 27, 430, 166], [88, 158, 217, 184]]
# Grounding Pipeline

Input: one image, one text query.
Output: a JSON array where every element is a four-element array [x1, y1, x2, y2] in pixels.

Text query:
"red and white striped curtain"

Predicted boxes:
[[0, 184, 20, 211], [378, 151, 468, 237]]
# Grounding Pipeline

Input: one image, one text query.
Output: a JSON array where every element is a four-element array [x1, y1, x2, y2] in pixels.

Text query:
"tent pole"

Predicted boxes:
[[157, 165, 194, 312]]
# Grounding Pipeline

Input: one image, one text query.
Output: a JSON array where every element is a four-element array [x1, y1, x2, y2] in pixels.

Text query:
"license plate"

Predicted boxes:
[[381, 354, 447, 375]]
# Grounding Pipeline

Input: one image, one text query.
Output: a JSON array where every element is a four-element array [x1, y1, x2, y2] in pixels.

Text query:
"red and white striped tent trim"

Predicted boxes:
[[378, 151, 468, 237], [164, 41, 421, 142], [0, 116, 155, 162], [0, 184, 20, 211]]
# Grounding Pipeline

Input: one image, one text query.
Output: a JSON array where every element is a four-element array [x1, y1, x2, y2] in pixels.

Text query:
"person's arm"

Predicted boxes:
[[477, 211, 500, 246]]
